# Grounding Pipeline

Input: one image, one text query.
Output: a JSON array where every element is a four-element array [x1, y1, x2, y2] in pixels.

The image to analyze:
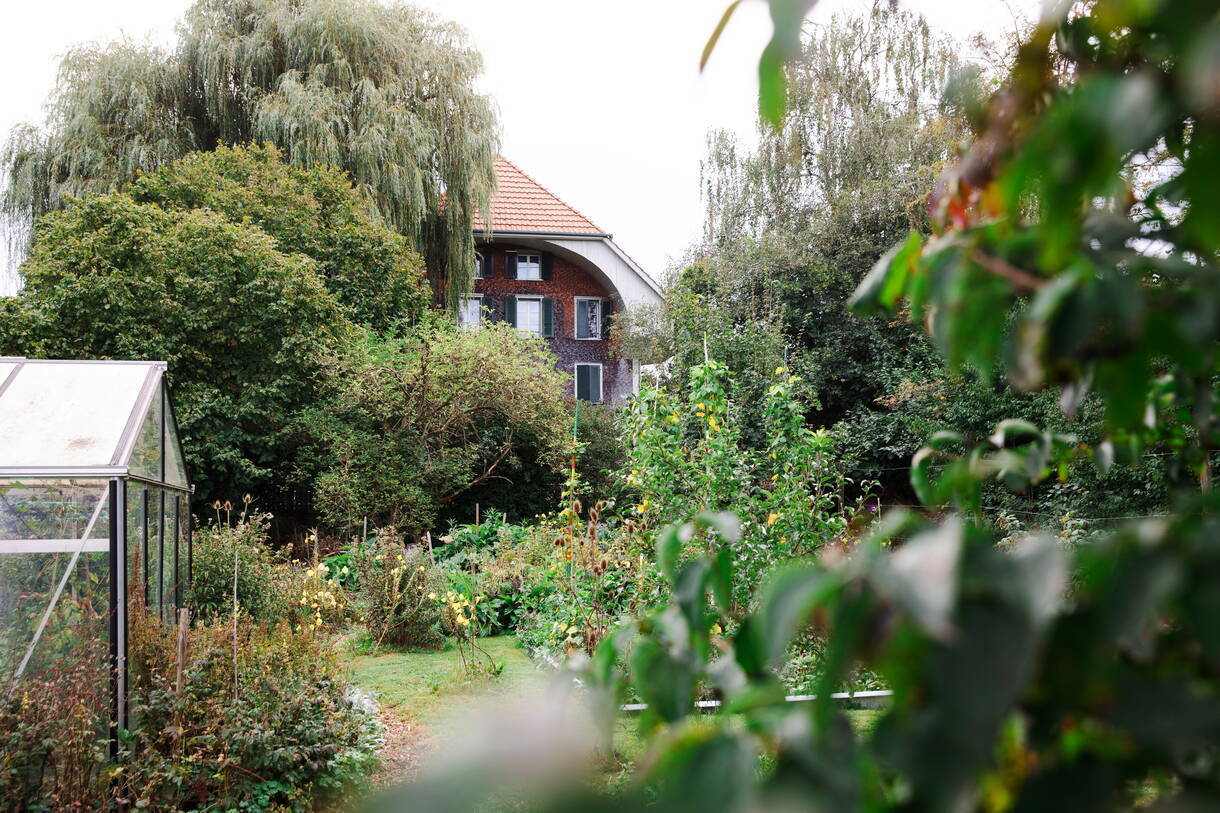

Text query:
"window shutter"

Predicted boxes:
[[540, 252, 553, 280], [504, 295, 517, 327], [591, 365, 602, 403], [603, 299, 615, 340], [575, 299, 588, 339], [576, 365, 591, 402], [541, 298, 554, 338], [505, 251, 518, 279], [479, 252, 492, 279]]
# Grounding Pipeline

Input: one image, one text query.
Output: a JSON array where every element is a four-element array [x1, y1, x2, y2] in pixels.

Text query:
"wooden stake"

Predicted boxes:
[[176, 607, 189, 695]]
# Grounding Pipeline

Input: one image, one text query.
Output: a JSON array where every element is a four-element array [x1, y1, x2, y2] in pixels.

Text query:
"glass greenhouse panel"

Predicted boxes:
[[126, 482, 147, 612], [147, 488, 164, 621], [128, 385, 164, 482], [164, 401, 189, 488], [0, 362, 151, 467], [0, 479, 110, 683]]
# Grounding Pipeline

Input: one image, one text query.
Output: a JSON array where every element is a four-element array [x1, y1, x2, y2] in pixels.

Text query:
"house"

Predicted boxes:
[[463, 157, 663, 405]]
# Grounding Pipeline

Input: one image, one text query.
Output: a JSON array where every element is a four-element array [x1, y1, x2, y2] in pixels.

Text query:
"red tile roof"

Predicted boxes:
[[474, 156, 606, 235]]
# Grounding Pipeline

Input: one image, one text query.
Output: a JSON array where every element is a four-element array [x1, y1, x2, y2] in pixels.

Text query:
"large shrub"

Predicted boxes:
[[0, 192, 348, 503], [303, 317, 573, 538], [131, 144, 428, 331], [189, 511, 286, 622]]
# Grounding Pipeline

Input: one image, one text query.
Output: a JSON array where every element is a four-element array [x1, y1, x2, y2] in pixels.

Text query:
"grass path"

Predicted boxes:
[[342, 636, 543, 782]]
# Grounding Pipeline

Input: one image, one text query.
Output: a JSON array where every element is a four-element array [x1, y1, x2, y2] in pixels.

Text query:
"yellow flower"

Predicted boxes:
[[767, 513, 780, 526], [711, 623, 723, 634], [708, 415, 720, 432], [428, 592, 437, 600], [775, 366, 785, 375]]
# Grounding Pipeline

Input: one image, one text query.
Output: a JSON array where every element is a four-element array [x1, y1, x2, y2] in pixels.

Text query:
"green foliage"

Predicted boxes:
[[131, 143, 428, 331], [2, 0, 498, 308], [302, 316, 573, 538], [850, 0, 1220, 492], [678, 6, 966, 435], [120, 613, 379, 811], [349, 531, 444, 651], [189, 511, 286, 622], [624, 357, 868, 604], [0, 190, 348, 503]]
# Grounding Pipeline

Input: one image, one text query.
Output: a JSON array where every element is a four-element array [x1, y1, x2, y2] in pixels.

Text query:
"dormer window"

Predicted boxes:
[[517, 252, 542, 281], [505, 250, 551, 281]]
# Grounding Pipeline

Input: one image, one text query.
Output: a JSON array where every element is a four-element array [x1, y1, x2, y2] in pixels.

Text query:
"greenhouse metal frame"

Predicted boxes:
[[0, 358, 192, 748]]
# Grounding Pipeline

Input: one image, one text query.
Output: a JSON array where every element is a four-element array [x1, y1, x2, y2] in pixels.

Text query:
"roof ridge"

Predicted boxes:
[[490, 156, 605, 234]]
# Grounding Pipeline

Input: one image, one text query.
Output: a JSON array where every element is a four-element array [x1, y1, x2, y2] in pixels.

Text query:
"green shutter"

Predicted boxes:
[[541, 298, 554, 337], [505, 251, 518, 279], [575, 299, 587, 339], [576, 365, 590, 402], [504, 295, 517, 327], [575, 365, 602, 402]]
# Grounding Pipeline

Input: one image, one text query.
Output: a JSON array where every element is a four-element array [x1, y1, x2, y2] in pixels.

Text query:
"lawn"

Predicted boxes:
[[344, 635, 541, 740], [343, 634, 886, 789]]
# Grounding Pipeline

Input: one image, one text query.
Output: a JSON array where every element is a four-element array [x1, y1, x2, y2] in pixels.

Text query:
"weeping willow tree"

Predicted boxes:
[[667, 5, 970, 435], [2, 0, 497, 308], [701, 5, 966, 243]]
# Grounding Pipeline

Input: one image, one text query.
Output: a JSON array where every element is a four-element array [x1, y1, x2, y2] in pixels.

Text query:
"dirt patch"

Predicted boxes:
[[370, 707, 436, 788]]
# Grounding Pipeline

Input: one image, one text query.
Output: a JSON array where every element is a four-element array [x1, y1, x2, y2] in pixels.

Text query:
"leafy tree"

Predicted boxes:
[[1, 0, 497, 308], [670, 6, 966, 433], [0, 194, 346, 502], [131, 143, 428, 331], [302, 317, 573, 539]]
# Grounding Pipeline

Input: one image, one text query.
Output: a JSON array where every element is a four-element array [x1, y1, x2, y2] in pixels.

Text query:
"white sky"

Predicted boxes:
[[0, 0, 1043, 294]]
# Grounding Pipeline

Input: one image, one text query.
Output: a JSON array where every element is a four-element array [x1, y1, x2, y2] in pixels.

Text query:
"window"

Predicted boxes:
[[517, 253, 542, 281], [575, 363, 603, 403], [516, 296, 542, 335], [474, 251, 486, 279], [575, 297, 602, 339], [458, 295, 482, 329]]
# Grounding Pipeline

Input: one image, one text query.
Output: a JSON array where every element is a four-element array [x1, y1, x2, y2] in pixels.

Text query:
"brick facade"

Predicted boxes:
[[471, 242, 635, 404]]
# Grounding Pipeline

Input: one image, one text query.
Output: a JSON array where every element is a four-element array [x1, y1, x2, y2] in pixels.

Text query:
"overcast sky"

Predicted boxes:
[[0, 0, 1044, 293]]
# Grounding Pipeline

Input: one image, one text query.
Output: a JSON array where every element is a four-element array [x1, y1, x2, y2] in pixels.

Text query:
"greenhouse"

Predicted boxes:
[[0, 358, 191, 743]]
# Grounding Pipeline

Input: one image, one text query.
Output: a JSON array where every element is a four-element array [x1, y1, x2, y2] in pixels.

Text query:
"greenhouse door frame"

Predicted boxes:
[[107, 476, 192, 757]]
